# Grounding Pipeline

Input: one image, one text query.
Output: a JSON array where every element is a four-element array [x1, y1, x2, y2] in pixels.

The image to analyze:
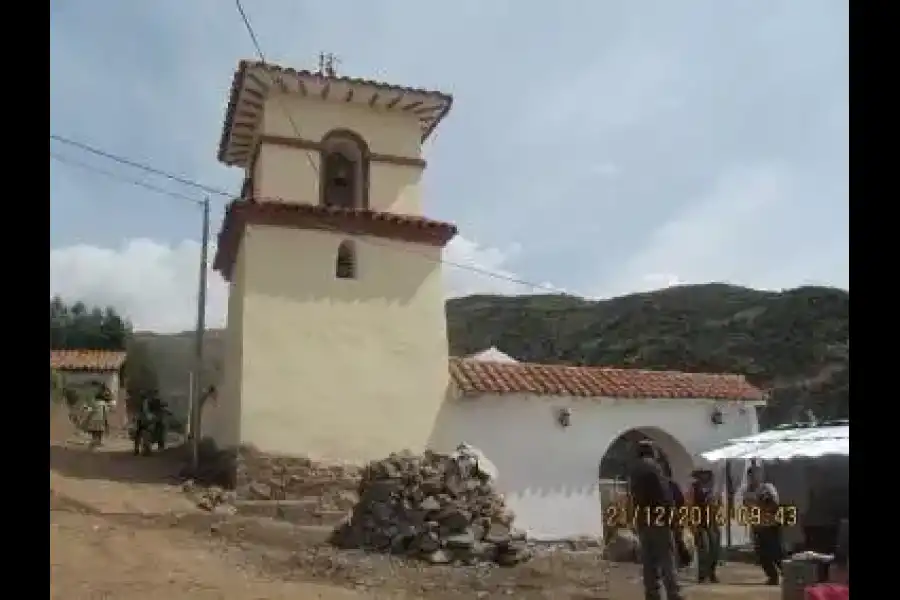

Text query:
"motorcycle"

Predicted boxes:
[[129, 412, 167, 456]]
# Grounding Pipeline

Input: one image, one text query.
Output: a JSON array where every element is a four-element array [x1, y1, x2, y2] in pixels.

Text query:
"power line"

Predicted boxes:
[[55, 3, 556, 292], [51, 132, 571, 295], [230, 2, 570, 295], [234, 0, 320, 177], [51, 134, 227, 198], [50, 151, 205, 207]]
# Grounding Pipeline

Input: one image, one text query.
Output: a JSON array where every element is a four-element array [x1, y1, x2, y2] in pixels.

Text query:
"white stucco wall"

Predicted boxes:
[[217, 223, 449, 464], [430, 393, 762, 542]]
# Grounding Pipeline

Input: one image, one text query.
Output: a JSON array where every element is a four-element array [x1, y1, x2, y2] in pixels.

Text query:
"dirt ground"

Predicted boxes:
[[50, 423, 780, 599]]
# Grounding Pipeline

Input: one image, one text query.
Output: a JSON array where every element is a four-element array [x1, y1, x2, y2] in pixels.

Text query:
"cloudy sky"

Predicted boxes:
[[50, 0, 848, 333]]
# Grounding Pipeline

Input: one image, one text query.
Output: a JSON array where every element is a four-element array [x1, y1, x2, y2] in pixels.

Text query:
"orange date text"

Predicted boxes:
[[604, 504, 799, 528], [604, 505, 726, 529]]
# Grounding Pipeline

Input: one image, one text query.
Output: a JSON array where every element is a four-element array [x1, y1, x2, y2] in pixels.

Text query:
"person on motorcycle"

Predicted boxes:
[[132, 392, 168, 455]]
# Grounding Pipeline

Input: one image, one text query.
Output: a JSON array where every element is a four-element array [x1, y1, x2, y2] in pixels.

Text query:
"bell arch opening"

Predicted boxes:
[[319, 129, 370, 210]]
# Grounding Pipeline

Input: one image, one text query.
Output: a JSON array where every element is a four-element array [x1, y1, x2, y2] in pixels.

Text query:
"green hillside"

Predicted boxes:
[[136, 283, 849, 428]]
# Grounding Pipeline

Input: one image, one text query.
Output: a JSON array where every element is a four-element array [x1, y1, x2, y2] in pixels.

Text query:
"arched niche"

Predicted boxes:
[[319, 129, 370, 210]]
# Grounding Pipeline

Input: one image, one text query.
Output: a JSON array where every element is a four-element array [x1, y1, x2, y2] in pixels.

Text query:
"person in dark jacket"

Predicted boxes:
[[744, 466, 783, 585], [832, 518, 849, 584], [667, 478, 692, 569], [629, 441, 684, 600], [690, 469, 721, 583]]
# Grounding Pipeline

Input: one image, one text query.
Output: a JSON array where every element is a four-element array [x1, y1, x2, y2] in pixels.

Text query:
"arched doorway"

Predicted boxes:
[[597, 427, 693, 532], [599, 426, 693, 484]]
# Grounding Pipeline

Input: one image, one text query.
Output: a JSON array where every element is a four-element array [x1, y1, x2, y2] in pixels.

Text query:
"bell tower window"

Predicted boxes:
[[319, 129, 370, 210]]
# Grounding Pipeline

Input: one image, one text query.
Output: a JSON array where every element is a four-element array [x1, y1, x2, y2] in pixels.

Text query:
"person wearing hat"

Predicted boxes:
[[743, 465, 783, 585], [84, 384, 112, 447], [690, 468, 721, 584], [629, 440, 684, 600]]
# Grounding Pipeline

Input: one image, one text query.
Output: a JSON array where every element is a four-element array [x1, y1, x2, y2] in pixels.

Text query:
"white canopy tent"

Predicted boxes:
[[699, 421, 849, 550], [701, 421, 849, 462]]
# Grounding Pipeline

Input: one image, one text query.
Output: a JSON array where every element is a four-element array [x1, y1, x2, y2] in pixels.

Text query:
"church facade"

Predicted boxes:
[[201, 59, 765, 542]]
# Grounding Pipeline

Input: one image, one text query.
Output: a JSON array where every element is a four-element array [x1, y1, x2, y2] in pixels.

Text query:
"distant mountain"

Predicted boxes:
[[136, 284, 849, 428]]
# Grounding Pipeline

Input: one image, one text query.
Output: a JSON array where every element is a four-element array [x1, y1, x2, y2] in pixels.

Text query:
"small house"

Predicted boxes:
[[50, 349, 127, 406]]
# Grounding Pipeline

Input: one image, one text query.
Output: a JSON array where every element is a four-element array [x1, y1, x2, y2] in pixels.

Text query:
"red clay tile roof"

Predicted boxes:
[[449, 358, 764, 401], [50, 350, 127, 372], [213, 200, 458, 281], [218, 60, 453, 166]]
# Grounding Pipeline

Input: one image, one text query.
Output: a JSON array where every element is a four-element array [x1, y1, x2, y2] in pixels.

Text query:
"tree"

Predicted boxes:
[[124, 339, 160, 414], [49, 296, 132, 350], [51, 296, 162, 417]]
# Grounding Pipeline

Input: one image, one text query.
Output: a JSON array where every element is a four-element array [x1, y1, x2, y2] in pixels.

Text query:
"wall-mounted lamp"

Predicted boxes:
[[710, 407, 724, 426], [557, 407, 572, 428]]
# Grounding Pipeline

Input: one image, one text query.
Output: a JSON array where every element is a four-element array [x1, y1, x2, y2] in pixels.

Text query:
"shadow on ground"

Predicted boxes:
[[50, 441, 188, 486]]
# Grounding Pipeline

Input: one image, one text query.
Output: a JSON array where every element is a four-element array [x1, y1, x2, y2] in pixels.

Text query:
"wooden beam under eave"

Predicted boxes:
[[243, 87, 265, 100], [386, 93, 405, 109], [414, 105, 442, 116], [246, 72, 270, 92]]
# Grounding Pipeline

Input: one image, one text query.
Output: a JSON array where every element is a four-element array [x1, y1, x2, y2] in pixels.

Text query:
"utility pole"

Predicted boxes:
[[189, 196, 211, 473]]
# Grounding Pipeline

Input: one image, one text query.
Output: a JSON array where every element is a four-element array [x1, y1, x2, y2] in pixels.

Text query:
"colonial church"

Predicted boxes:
[[203, 59, 764, 542]]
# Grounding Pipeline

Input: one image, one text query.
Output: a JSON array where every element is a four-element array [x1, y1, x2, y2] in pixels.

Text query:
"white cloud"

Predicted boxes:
[[50, 239, 228, 334], [591, 163, 622, 179], [595, 163, 794, 298], [50, 234, 541, 333]]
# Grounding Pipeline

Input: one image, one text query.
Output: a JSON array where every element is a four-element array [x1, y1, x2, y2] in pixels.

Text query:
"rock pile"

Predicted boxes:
[[330, 450, 532, 566]]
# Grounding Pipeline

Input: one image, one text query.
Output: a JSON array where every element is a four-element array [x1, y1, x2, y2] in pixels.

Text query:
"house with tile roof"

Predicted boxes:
[[430, 351, 764, 541], [201, 59, 765, 542], [50, 350, 127, 406]]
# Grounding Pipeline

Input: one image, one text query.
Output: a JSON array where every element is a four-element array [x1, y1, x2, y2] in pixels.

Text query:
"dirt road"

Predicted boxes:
[[50, 430, 778, 599], [51, 431, 379, 600]]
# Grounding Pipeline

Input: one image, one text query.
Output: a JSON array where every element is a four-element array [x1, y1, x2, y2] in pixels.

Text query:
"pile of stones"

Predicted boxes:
[[330, 449, 532, 566]]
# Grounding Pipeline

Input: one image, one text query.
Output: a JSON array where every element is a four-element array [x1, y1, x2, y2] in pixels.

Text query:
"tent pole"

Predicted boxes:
[[724, 459, 733, 549]]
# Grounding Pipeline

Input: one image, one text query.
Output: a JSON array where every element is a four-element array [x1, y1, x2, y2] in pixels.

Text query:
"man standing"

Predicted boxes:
[[690, 469, 721, 584], [629, 441, 684, 600], [744, 466, 783, 585], [84, 384, 111, 447], [667, 477, 692, 569]]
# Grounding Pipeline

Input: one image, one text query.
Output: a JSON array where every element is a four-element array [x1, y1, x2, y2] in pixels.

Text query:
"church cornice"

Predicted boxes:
[[213, 199, 458, 281], [217, 60, 453, 168]]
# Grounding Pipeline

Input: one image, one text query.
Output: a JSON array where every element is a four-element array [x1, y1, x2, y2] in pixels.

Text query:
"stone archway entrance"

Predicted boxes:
[[598, 426, 693, 486], [597, 427, 694, 541]]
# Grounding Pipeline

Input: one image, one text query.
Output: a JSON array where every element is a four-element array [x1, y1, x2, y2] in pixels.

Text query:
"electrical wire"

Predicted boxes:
[[50, 5, 575, 296], [51, 133, 573, 295], [50, 151, 205, 207], [50, 134, 224, 198], [231, 1, 573, 296]]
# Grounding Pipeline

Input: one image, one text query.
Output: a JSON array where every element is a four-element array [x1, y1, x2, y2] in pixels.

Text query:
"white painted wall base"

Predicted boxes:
[[430, 393, 761, 542]]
